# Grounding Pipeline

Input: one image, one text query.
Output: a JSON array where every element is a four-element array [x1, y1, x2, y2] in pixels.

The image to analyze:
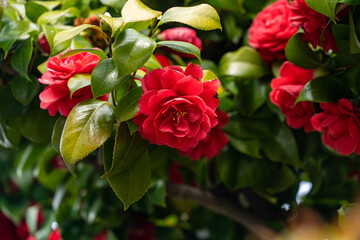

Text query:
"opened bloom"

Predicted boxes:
[[248, 0, 297, 61], [133, 63, 219, 151], [158, 27, 202, 58], [289, 0, 338, 52], [39, 51, 108, 116], [270, 61, 315, 132], [180, 109, 229, 160], [311, 99, 360, 156]]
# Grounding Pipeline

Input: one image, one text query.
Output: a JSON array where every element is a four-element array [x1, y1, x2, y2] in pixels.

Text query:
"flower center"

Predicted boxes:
[[172, 110, 187, 121]]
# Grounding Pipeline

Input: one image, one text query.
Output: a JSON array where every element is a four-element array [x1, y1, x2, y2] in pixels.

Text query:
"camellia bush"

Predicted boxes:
[[2, 0, 360, 239]]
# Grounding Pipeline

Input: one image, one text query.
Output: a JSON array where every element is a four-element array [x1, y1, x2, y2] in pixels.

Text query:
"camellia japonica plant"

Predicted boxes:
[[3, 0, 360, 239]]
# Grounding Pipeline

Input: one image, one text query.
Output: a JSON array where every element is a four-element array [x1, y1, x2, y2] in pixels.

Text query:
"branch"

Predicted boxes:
[[166, 182, 280, 240]]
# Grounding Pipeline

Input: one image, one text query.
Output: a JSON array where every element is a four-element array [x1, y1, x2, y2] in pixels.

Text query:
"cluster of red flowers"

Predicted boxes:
[[250, 0, 360, 156], [38, 26, 228, 161], [248, 0, 339, 62]]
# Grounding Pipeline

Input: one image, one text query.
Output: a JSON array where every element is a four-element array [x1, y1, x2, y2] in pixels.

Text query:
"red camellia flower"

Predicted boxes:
[[311, 99, 360, 156], [270, 61, 315, 132], [39, 51, 108, 116], [47, 229, 62, 240], [248, 0, 297, 61], [133, 63, 219, 151], [289, 0, 338, 52], [180, 109, 229, 160], [158, 27, 202, 58]]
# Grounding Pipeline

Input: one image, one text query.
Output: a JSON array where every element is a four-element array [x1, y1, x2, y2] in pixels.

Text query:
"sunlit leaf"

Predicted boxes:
[[60, 100, 115, 164], [157, 41, 201, 63], [159, 4, 222, 31], [67, 74, 91, 98], [121, 0, 162, 23]]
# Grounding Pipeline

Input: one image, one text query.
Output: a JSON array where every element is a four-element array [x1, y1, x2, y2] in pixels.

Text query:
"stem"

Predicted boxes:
[[111, 90, 117, 106], [126, 71, 136, 92], [166, 182, 279, 240], [108, 37, 113, 58], [28, 50, 38, 76]]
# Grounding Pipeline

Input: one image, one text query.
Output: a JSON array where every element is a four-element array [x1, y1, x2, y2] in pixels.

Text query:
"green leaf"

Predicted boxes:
[[202, 70, 223, 95], [148, 179, 166, 207], [52, 116, 66, 154], [10, 76, 39, 106], [37, 7, 80, 25], [157, 41, 202, 63], [349, 10, 360, 54], [67, 74, 91, 98], [99, 14, 124, 38], [115, 86, 142, 123], [60, 100, 115, 164], [296, 76, 353, 103], [0, 122, 14, 149], [42, 24, 60, 55], [112, 28, 156, 77], [53, 24, 105, 48], [236, 78, 266, 116], [31, 1, 60, 10], [338, 0, 360, 4], [217, 150, 257, 190], [304, 0, 337, 22], [105, 150, 151, 210], [10, 38, 33, 79], [61, 48, 108, 60], [103, 122, 147, 177], [14, 144, 47, 178], [91, 58, 119, 98], [121, 0, 162, 23], [261, 124, 302, 167], [285, 33, 322, 69], [25, 206, 40, 235], [37, 146, 67, 191], [0, 1, 5, 30], [159, 4, 222, 31], [228, 136, 262, 159], [219, 46, 268, 79], [20, 100, 57, 143], [0, 20, 38, 58], [100, 0, 126, 12], [25, 2, 48, 23]]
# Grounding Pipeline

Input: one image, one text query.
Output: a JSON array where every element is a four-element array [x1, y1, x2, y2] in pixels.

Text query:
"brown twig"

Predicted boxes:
[[166, 182, 280, 240]]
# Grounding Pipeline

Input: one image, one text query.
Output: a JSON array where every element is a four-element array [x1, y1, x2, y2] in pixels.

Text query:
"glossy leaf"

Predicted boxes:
[[121, 0, 161, 23], [103, 122, 147, 177], [219, 46, 268, 79], [53, 24, 105, 49], [228, 136, 262, 159], [115, 86, 142, 123], [148, 179, 166, 207], [52, 116, 66, 154], [157, 41, 202, 63], [0, 122, 14, 149], [285, 33, 322, 69], [105, 150, 151, 210], [68, 74, 91, 98], [10, 76, 39, 106], [61, 48, 108, 60], [0, 20, 38, 58], [60, 100, 115, 164], [159, 4, 222, 31], [91, 58, 119, 99], [100, 0, 126, 12], [338, 0, 360, 3], [296, 76, 353, 103], [112, 29, 156, 77], [10, 38, 33, 79], [304, 0, 337, 22]]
